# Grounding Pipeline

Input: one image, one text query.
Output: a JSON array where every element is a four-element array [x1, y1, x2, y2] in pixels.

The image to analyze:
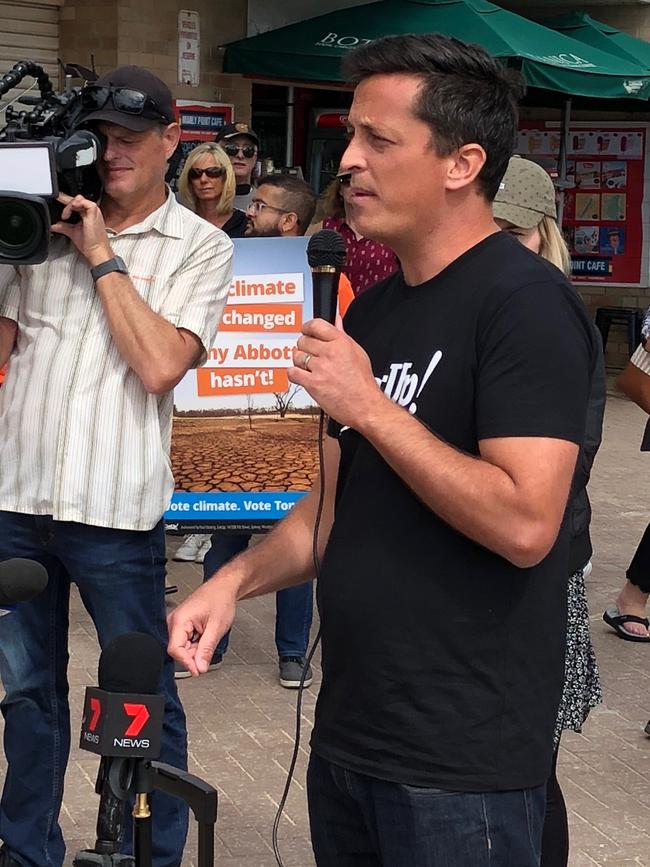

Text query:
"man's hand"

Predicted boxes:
[[289, 318, 386, 430], [167, 573, 238, 677], [51, 193, 113, 267]]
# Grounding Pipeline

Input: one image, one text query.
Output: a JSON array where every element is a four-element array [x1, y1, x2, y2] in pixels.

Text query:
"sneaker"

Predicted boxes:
[[195, 538, 213, 564], [279, 656, 312, 689], [173, 534, 211, 562], [174, 650, 223, 679]]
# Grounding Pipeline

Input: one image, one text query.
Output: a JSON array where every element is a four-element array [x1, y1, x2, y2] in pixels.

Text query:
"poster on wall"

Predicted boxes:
[[178, 10, 200, 86], [517, 122, 650, 286], [171, 99, 234, 189], [165, 237, 319, 533]]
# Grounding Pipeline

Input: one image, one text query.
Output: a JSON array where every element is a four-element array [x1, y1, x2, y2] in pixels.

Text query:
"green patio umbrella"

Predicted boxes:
[[224, 0, 650, 101], [545, 12, 650, 73]]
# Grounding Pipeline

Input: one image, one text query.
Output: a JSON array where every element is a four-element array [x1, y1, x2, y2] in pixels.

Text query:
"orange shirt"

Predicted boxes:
[[337, 273, 355, 323]]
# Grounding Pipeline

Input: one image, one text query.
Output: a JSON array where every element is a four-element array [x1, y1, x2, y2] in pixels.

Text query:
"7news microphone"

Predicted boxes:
[[76, 632, 165, 866], [0, 557, 48, 614], [77, 634, 218, 867], [307, 229, 348, 325]]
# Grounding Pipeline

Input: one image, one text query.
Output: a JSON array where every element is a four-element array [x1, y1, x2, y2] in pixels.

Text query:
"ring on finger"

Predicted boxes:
[[302, 352, 313, 371]]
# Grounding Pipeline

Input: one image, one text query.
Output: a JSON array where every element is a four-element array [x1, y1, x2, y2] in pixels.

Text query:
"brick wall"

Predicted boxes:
[[59, 0, 251, 120]]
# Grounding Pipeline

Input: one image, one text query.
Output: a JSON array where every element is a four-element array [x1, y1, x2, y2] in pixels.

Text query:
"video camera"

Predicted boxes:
[[0, 60, 103, 265]]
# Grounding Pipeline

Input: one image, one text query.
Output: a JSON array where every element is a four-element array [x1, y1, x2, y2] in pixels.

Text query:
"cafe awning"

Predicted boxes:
[[223, 0, 650, 101], [545, 11, 650, 73]]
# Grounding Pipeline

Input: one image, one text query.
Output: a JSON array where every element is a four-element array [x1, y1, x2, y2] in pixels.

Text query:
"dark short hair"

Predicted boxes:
[[342, 33, 523, 201], [257, 175, 318, 232]]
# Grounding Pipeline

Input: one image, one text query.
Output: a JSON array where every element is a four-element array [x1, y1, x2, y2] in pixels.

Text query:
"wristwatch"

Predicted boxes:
[[90, 256, 128, 283]]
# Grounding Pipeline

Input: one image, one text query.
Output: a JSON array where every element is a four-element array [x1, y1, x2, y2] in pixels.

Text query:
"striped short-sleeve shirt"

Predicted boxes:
[[0, 192, 232, 531], [631, 342, 650, 374]]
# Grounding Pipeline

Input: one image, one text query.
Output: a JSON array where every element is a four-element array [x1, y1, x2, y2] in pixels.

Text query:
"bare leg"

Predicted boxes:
[[615, 581, 650, 638]]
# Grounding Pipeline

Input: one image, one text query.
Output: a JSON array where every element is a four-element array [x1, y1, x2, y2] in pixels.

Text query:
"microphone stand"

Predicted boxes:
[[141, 761, 218, 867], [73, 761, 218, 867]]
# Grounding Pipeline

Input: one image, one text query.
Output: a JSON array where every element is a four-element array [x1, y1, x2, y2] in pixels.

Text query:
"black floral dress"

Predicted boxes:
[[554, 566, 602, 746]]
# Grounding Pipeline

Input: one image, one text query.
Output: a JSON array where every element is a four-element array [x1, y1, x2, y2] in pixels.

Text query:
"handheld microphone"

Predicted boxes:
[[0, 558, 48, 615], [78, 632, 165, 860], [307, 229, 347, 325]]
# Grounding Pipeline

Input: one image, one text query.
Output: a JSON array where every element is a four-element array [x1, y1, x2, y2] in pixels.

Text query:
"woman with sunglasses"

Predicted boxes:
[[175, 142, 246, 568], [216, 123, 260, 211], [178, 142, 247, 238]]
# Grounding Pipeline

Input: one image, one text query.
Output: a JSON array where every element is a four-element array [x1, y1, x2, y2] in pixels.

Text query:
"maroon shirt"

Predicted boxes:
[[323, 217, 399, 296]]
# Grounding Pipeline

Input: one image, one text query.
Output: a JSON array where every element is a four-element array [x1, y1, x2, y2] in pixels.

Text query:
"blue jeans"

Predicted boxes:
[[0, 512, 188, 867], [307, 753, 545, 867], [203, 533, 313, 658]]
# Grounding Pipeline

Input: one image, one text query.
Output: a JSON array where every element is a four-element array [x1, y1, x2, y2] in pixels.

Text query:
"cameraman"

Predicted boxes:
[[0, 66, 232, 867]]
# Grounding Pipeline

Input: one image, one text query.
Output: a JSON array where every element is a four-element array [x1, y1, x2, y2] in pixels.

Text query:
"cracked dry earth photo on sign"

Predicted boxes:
[[170, 402, 321, 494]]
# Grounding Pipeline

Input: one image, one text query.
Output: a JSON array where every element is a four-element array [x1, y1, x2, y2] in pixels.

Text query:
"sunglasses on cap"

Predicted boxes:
[[81, 85, 170, 123], [188, 166, 227, 180], [223, 143, 258, 159]]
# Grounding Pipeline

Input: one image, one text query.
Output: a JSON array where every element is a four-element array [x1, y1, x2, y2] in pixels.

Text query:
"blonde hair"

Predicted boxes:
[[538, 215, 571, 277], [314, 178, 346, 223], [178, 143, 236, 215]]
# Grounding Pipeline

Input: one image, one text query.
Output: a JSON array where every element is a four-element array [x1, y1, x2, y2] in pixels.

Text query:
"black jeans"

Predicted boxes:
[[541, 748, 569, 867], [307, 753, 546, 867], [626, 521, 650, 593]]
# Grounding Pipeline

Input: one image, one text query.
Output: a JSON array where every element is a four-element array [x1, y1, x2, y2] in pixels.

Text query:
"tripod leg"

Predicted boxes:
[[133, 795, 153, 867], [197, 821, 214, 867]]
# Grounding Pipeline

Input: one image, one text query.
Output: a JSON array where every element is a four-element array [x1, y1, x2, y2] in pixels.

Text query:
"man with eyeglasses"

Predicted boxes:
[[0, 65, 232, 867], [245, 174, 317, 239], [215, 122, 260, 211]]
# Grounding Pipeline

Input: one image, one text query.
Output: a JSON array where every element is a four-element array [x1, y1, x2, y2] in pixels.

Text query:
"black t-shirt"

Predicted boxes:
[[222, 209, 248, 239], [312, 232, 596, 792]]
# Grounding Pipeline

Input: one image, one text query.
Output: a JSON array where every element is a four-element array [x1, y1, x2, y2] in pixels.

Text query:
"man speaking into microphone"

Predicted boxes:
[[168, 34, 598, 866]]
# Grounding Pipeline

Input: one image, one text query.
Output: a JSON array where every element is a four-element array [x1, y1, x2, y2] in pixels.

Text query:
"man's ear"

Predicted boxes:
[[162, 123, 181, 160], [281, 211, 300, 235], [445, 143, 487, 192]]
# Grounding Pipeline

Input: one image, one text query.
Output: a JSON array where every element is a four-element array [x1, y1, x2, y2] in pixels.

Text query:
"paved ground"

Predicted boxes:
[[2, 384, 650, 866]]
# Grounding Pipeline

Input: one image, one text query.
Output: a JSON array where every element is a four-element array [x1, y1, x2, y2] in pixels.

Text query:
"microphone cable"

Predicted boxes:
[[271, 408, 327, 867]]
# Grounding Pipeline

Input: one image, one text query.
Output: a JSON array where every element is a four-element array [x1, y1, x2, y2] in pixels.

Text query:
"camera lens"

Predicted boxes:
[[0, 199, 43, 260]]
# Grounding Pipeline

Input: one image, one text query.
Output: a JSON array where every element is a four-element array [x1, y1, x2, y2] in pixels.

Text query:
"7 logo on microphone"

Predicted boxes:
[[79, 687, 164, 757]]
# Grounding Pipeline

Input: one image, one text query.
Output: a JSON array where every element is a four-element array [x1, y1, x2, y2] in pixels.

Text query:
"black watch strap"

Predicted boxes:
[[91, 256, 128, 283]]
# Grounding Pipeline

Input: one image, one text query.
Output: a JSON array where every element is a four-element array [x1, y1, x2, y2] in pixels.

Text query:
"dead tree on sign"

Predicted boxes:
[[245, 393, 255, 430], [272, 385, 301, 419]]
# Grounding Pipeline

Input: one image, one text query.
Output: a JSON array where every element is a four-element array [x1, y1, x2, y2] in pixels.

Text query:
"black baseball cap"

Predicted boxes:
[[82, 65, 175, 132], [216, 122, 259, 148]]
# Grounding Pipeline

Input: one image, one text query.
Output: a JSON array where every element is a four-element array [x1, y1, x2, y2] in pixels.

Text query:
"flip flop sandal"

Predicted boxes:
[[603, 607, 650, 642]]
